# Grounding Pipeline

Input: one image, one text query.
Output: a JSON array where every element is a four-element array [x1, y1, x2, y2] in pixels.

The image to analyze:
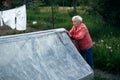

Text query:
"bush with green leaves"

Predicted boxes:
[[90, 0, 120, 27]]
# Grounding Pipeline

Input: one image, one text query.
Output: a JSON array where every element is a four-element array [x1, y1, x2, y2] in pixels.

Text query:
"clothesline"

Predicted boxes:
[[0, 5, 27, 31]]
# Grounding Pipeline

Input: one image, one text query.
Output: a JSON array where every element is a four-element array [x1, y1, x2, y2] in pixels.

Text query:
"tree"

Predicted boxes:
[[0, 0, 24, 9], [92, 0, 120, 27], [0, 0, 4, 10], [73, 0, 77, 12]]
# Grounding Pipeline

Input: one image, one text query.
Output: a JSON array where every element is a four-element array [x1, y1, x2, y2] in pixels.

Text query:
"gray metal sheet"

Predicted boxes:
[[0, 28, 94, 80]]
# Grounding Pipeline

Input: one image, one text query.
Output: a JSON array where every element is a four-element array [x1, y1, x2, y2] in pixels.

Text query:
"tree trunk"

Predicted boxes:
[[73, 0, 77, 12], [51, 3, 55, 28], [0, 0, 4, 10]]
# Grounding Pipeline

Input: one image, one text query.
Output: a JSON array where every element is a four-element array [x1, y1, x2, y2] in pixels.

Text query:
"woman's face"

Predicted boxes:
[[72, 20, 81, 27]]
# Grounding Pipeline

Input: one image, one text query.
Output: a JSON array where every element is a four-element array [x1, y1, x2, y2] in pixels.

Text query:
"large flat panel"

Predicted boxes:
[[0, 28, 94, 80]]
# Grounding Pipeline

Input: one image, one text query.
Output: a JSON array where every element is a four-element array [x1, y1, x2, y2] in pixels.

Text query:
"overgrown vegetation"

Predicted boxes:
[[94, 77, 109, 80], [84, 14, 120, 74], [91, 0, 120, 27]]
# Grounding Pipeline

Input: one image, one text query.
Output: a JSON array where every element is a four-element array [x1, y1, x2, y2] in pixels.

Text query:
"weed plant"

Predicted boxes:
[[85, 15, 120, 74]]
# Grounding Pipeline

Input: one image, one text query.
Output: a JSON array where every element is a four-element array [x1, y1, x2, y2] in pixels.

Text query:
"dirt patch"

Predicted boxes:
[[0, 25, 39, 36]]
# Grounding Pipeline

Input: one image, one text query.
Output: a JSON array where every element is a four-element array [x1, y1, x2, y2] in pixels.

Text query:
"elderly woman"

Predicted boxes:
[[68, 15, 94, 69]]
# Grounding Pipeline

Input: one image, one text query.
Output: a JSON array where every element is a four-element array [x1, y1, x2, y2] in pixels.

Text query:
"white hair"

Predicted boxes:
[[72, 15, 82, 22]]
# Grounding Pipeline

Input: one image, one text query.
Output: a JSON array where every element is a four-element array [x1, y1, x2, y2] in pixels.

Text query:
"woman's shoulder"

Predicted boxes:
[[81, 23, 86, 27], [77, 23, 88, 32], [80, 23, 87, 29]]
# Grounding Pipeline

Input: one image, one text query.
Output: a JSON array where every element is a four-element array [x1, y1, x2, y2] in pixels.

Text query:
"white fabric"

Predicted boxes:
[[0, 11, 3, 26], [15, 5, 26, 30], [2, 8, 16, 29], [0, 5, 27, 30]]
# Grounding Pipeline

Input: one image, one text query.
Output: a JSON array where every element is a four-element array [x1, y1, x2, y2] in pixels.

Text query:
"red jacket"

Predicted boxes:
[[69, 23, 93, 51]]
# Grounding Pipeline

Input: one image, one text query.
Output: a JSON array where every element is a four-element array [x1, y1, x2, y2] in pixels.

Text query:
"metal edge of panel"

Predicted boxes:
[[79, 72, 94, 80], [0, 28, 66, 39]]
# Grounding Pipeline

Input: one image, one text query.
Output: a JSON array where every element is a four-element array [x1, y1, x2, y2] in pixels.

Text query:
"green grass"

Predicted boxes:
[[94, 77, 109, 80], [27, 8, 72, 30]]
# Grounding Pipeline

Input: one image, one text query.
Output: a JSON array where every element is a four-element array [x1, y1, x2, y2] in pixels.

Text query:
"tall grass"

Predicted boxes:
[[84, 15, 120, 74], [83, 14, 120, 74], [27, 7, 72, 30]]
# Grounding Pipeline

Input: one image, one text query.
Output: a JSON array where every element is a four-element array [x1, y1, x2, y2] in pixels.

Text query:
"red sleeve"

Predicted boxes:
[[69, 26, 75, 35], [72, 27, 87, 40]]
